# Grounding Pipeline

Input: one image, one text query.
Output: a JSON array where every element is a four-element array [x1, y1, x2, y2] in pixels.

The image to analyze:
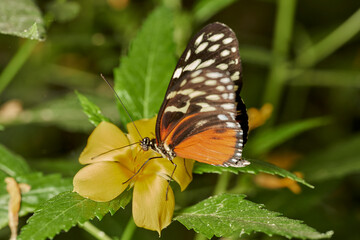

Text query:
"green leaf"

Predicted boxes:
[[0, 144, 30, 177], [0, 93, 116, 132], [76, 91, 111, 126], [31, 157, 81, 177], [246, 117, 331, 156], [114, 7, 176, 124], [175, 193, 333, 239], [47, 1, 81, 23], [296, 134, 360, 182], [0, 0, 46, 40], [0, 172, 72, 229], [18, 191, 132, 240], [193, 0, 238, 23], [193, 159, 313, 188]]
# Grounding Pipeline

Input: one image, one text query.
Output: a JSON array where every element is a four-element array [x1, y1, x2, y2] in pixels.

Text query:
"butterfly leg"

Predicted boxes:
[[122, 156, 163, 184], [165, 159, 177, 201]]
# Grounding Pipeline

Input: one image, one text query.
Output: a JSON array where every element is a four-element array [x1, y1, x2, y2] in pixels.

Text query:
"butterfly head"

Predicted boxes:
[[140, 137, 152, 151], [140, 136, 176, 161]]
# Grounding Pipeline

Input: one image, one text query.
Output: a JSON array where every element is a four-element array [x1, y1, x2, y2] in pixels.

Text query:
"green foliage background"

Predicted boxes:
[[0, 0, 359, 239]]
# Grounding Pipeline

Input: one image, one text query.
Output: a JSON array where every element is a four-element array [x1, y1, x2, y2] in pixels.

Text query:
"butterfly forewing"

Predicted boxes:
[[167, 22, 243, 91], [155, 22, 249, 167]]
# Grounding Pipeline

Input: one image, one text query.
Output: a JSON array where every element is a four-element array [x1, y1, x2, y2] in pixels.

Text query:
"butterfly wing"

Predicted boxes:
[[165, 22, 243, 92], [155, 22, 249, 167], [158, 68, 248, 166]]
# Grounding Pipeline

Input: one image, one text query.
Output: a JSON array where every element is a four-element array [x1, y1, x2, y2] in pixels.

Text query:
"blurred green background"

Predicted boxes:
[[0, 0, 359, 239]]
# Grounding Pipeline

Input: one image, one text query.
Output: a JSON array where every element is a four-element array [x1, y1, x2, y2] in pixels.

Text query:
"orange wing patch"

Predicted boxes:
[[170, 128, 237, 165]]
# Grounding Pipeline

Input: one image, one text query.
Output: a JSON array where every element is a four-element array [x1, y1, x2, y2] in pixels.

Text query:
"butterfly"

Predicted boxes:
[[139, 22, 250, 168]]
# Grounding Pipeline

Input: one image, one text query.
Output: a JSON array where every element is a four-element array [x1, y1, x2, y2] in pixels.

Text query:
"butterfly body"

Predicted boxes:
[[141, 137, 176, 160], [140, 22, 250, 168]]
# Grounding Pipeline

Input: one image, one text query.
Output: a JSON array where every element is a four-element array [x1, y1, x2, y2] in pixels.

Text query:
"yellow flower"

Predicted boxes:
[[73, 117, 194, 234]]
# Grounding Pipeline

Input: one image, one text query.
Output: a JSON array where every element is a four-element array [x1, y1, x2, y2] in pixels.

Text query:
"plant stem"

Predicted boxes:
[[213, 172, 231, 195], [0, 39, 38, 94], [121, 217, 137, 240], [79, 221, 113, 240], [194, 172, 232, 240], [295, 8, 360, 68], [262, 0, 297, 124]]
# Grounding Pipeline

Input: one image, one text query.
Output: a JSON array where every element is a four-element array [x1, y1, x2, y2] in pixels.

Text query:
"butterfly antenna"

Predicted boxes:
[[91, 142, 139, 160], [100, 74, 143, 139]]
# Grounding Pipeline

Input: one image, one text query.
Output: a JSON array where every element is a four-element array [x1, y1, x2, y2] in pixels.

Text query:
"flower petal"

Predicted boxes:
[[132, 174, 174, 235], [127, 117, 157, 144], [79, 121, 132, 165], [171, 157, 194, 191], [126, 116, 193, 190], [73, 161, 133, 202], [142, 157, 194, 191]]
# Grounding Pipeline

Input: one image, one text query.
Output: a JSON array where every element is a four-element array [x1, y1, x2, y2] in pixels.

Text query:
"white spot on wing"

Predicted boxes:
[[234, 152, 242, 157], [206, 72, 223, 78], [191, 69, 202, 77], [189, 91, 206, 98], [165, 101, 190, 113], [228, 158, 237, 163], [231, 47, 236, 52], [191, 76, 205, 84], [223, 37, 233, 44], [173, 67, 182, 79], [218, 114, 228, 120], [226, 122, 237, 128], [180, 79, 187, 87], [178, 88, 194, 95], [208, 44, 220, 52], [206, 94, 220, 101], [221, 93, 229, 99], [231, 71, 240, 81], [195, 33, 205, 46], [220, 77, 231, 84], [184, 59, 202, 71], [167, 91, 177, 99], [195, 42, 209, 54], [220, 49, 230, 57], [204, 80, 217, 86], [222, 103, 235, 110], [197, 59, 215, 69], [216, 85, 225, 91], [196, 102, 216, 112], [208, 33, 224, 42], [217, 63, 228, 70], [227, 85, 234, 90], [185, 50, 191, 62], [196, 120, 208, 128]]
